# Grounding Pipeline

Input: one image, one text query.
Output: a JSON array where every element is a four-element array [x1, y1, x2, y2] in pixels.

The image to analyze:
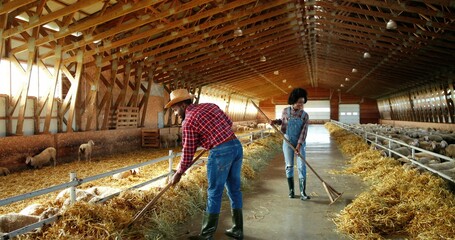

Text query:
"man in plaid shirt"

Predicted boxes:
[[166, 89, 243, 240]]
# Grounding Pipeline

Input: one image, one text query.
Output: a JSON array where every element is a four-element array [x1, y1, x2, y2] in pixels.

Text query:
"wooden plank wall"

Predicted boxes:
[[259, 87, 380, 123], [378, 80, 455, 124]]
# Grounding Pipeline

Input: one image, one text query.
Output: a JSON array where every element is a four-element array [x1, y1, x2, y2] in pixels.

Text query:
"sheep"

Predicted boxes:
[[440, 134, 455, 144], [0, 167, 10, 176], [412, 152, 440, 162], [26, 147, 56, 169], [391, 147, 411, 159], [424, 134, 444, 142], [446, 144, 455, 158], [55, 189, 95, 206], [0, 213, 39, 233], [112, 168, 140, 179], [37, 207, 60, 221], [414, 141, 436, 152], [85, 186, 121, 203], [257, 123, 267, 129], [19, 204, 47, 216], [160, 133, 179, 148], [432, 140, 448, 155], [428, 161, 455, 171], [78, 140, 95, 161]]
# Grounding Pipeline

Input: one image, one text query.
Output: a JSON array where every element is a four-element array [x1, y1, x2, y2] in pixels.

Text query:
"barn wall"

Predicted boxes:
[[259, 87, 379, 124], [0, 128, 141, 172], [377, 80, 455, 124]]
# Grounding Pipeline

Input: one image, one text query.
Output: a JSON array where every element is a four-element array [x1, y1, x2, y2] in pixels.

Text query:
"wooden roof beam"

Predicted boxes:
[[2, 0, 97, 38], [11, 0, 168, 54], [0, 0, 36, 15], [90, 0, 290, 66]]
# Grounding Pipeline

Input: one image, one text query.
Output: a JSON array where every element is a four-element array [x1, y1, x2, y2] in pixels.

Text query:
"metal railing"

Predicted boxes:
[[330, 120, 455, 183], [0, 129, 273, 239]]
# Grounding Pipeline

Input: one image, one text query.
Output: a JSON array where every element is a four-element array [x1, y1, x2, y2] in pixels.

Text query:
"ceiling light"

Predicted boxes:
[[352, 68, 358, 73], [386, 19, 397, 30], [93, 39, 101, 44], [363, 52, 371, 58], [233, 27, 243, 37], [345, 78, 350, 81], [282, 79, 287, 83], [340, 84, 344, 87], [274, 70, 279, 75], [260, 56, 267, 62], [288, 85, 292, 89]]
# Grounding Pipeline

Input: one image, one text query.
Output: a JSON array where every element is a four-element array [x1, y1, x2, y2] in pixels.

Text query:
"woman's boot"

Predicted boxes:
[[287, 177, 294, 198], [299, 178, 310, 200]]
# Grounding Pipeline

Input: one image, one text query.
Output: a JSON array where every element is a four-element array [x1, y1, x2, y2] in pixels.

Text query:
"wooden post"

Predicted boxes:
[[101, 60, 117, 130], [66, 50, 84, 132], [127, 62, 143, 107], [140, 66, 155, 127], [85, 55, 102, 131], [15, 37, 36, 135], [243, 98, 249, 121], [43, 45, 62, 134]]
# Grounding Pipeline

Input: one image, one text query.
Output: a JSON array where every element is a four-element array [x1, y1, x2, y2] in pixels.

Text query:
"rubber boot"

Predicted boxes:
[[299, 178, 310, 200], [287, 177, 294, 198], [225, 208, 243, 239], [188, 212, 219, 240]]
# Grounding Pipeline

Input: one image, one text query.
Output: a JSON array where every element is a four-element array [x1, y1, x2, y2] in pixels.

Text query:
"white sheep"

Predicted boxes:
[[55, 189, 95, 206], [112, 168, 140, 179], [26, 147, 56, 169], [78, 140, 95, 161], [446, 144, 455, 158], [160, 134, 179, 148], [0, 213, 40, 233], [19, 204, 47, 216], [86, 186, 121, 203], [257, 123, 267, 129], [0, 167, 10, 176]]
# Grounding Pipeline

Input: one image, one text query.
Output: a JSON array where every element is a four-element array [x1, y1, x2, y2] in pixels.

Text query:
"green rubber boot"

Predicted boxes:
[[287, 177, 295, 198], [299, 178, 311, 200], [189, 212, 219, 240], [225, 208, 243, 239]]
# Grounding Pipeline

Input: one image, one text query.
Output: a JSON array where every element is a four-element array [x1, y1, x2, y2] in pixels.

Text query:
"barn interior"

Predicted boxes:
[[0, 0, 455, 239]]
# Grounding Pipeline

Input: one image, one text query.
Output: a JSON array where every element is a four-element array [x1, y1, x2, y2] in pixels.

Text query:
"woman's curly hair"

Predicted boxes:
[[288, 88, 308, 105]]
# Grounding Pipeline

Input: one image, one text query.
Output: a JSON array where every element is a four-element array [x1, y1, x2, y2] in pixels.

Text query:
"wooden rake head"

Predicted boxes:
[[322, 181, 343, 205]]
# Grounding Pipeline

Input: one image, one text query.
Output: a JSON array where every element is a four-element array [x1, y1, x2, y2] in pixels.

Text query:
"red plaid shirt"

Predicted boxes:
[[177, 103, 234, 174]]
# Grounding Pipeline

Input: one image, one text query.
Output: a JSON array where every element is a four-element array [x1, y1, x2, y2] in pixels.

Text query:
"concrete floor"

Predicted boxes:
[[176, 125, 365, 240]]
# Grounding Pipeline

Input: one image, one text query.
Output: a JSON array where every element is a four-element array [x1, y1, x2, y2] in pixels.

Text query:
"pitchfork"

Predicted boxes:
[[251, 100, 342, 204]]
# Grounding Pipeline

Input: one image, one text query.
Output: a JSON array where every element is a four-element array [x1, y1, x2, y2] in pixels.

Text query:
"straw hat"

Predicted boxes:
[[164, 89, 194, 108]]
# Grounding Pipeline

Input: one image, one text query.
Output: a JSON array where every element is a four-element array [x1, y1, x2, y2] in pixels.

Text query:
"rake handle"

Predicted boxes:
[[127, 150, 206, 228]]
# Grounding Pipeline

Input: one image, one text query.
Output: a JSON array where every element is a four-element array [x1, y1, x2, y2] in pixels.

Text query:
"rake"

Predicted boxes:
[[251, 101, 342, 204], [127, 150, 207, 228]]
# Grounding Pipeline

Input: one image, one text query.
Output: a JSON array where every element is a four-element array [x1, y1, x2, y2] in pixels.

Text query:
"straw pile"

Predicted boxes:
[[10, 134, 281, 239], [326, 123, 455, 239], [324, 122, 369, 157]]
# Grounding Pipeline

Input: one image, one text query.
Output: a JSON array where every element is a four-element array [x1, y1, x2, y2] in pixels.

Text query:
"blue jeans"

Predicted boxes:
[[206, 139, 243, 214], [282, 140, 307, 179]]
